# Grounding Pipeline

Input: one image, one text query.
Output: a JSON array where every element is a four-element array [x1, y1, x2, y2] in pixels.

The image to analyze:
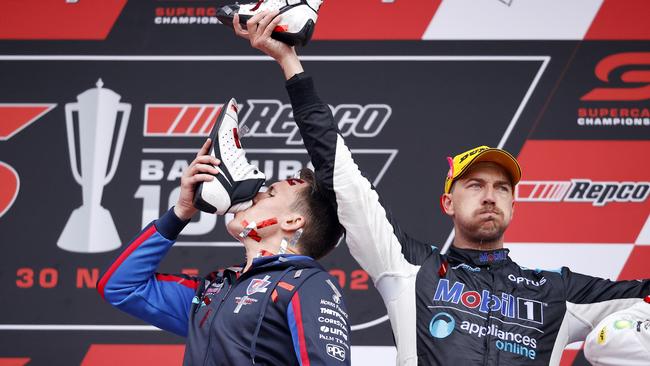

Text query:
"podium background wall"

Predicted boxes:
[[0, 1, 649, 365]]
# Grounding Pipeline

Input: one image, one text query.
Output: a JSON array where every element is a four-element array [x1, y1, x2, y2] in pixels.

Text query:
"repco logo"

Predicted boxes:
[[581, 52, 650, 101], [516, 180, 650, 206], [241, 100, 391, 145]]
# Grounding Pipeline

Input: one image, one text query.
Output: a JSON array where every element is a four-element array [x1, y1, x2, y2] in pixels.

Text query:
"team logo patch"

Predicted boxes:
[[429, 312, 455, 339], [326, 344, 346, 361], [246, 275, 271, 296]]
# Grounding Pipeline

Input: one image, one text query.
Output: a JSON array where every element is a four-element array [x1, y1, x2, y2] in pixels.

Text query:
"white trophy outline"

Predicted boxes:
[[57, 79, 131, 253]]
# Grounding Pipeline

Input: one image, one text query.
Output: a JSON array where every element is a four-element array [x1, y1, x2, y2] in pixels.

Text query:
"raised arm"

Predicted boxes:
[[233, 11, 433, 282]]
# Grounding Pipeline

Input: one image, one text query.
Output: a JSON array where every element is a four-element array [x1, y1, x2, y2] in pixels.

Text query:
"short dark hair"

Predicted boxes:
[[291, 168, 344, 259]]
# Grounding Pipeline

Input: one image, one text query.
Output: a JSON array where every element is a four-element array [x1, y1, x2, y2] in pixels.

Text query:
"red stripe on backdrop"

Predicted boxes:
[[80, 345, 184, 366], [585, 0, 650, 40], [291, 293, 311, 366], [97, 225, 157, 299], [0, 359, 31, 366], [145, 106, 183, 134], [0, 0, 127, 40], [172, 107, 201, 133], [0, 106, 52, 140], [617, 246, 650, 281], [313, 0, 442, 40]]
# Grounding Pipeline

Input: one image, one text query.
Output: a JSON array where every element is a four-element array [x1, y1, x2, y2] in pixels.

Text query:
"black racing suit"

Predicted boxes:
[[285, 72, 650, 365]]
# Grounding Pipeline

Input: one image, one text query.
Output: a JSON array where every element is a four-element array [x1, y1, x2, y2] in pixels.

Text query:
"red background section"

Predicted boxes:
[[0, 106, 52, 139], [80, 345, 184, 366], [507, 140, 650, 243], [0, 0, 127, 40], [586, 0, 650, 40]]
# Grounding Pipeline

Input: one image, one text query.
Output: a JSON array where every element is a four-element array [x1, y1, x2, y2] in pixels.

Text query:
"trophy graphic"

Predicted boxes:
[[57, 79, 131, 253]]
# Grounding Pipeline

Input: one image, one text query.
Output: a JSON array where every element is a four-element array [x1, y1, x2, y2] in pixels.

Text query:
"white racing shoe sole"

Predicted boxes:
[[217, 0, 323, 46], [193, 98, 266, 215]]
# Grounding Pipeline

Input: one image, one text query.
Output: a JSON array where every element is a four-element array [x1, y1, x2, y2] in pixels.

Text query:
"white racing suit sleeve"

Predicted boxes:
[[583, 300, 650, 366], [548, 267, 650, 365], [285, 73, 432, 281], [286, 73, 432, 365]]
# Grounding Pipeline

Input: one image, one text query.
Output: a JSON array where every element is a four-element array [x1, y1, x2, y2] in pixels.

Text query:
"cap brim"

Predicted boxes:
[[458, 148, 522, 186]]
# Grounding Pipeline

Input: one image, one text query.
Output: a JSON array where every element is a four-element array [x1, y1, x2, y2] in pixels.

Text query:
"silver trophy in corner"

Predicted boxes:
[[57, 79, 131, 253]]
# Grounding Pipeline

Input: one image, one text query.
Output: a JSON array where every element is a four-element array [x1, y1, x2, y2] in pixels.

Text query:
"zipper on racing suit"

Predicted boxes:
[[201, 270, 237, 366], [483, 266, 495, 366]]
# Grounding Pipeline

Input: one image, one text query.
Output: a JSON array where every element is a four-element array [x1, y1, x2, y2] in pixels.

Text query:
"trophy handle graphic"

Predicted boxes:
[[64, 102, 83, 185], [104, 103, 131, 185]]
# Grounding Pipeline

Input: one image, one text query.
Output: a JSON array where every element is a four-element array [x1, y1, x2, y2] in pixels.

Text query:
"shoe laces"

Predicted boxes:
[[222, 126, 257, 179]]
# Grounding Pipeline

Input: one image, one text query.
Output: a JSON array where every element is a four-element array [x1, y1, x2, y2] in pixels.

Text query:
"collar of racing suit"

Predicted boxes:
[[447, 246, 512, 268]]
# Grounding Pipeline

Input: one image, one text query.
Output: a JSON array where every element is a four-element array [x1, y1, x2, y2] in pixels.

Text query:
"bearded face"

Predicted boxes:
[[444, 162, 515, 246]]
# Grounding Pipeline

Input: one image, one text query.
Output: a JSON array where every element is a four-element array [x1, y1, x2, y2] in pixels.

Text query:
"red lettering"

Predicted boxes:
[[329, 269, 345, 288], [350, 270, 369, 290], [39, 268, 58, 288], [76, 268, 99, 288], [16, 268, 34, 288]]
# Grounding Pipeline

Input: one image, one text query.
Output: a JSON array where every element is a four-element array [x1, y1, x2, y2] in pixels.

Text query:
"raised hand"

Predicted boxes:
[[233, 11, 304, 79], [173, 138, 221, 221]]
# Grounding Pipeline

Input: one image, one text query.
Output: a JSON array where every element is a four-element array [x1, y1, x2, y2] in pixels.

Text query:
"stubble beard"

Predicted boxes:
[[458, 207, 508, 245]]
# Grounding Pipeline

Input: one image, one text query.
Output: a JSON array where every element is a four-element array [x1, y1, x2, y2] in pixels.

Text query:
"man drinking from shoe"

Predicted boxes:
[[234, 10, 650, 366], [97, 102, 350, 365]]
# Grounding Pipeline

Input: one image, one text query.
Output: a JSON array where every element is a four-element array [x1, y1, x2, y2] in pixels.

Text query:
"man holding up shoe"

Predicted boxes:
[[234, 10, 650, 366]]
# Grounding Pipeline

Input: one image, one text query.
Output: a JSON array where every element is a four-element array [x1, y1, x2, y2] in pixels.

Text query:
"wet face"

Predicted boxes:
[[444, 162, 515, 243], [226, 179, 307, 239]]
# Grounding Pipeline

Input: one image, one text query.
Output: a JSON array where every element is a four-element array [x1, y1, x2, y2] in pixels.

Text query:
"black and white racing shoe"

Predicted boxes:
[[217, 0, 323, 46], [193, 98, 266, 215]]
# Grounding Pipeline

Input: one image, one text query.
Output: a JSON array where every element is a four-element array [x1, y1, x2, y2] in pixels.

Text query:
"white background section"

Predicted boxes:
[[506, 243, 634, 279], [423, 0, 603, 40], [351, 346, 396, 365], [635, 214, 650, 245]]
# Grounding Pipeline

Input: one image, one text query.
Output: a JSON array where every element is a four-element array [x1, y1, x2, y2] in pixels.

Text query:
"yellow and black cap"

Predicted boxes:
[[444, 146, 522, 194]]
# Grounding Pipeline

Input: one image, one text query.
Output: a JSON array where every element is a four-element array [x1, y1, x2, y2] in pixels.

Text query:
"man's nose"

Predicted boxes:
[[482, 186, 496, 205]]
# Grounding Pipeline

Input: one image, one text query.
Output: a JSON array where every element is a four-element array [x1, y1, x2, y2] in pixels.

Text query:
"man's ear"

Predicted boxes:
[[281, 214, 305, 232], [440, 193, 454, 216]]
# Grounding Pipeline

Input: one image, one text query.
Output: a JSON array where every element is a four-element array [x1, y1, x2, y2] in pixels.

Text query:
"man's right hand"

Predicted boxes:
[[173, 138, 221, 221], [233, 10, 304, 80]]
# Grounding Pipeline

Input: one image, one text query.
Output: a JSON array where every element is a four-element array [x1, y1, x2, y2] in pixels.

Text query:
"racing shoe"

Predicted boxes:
[[217, 0, 323, 46], [193, 98, 266, 215]]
